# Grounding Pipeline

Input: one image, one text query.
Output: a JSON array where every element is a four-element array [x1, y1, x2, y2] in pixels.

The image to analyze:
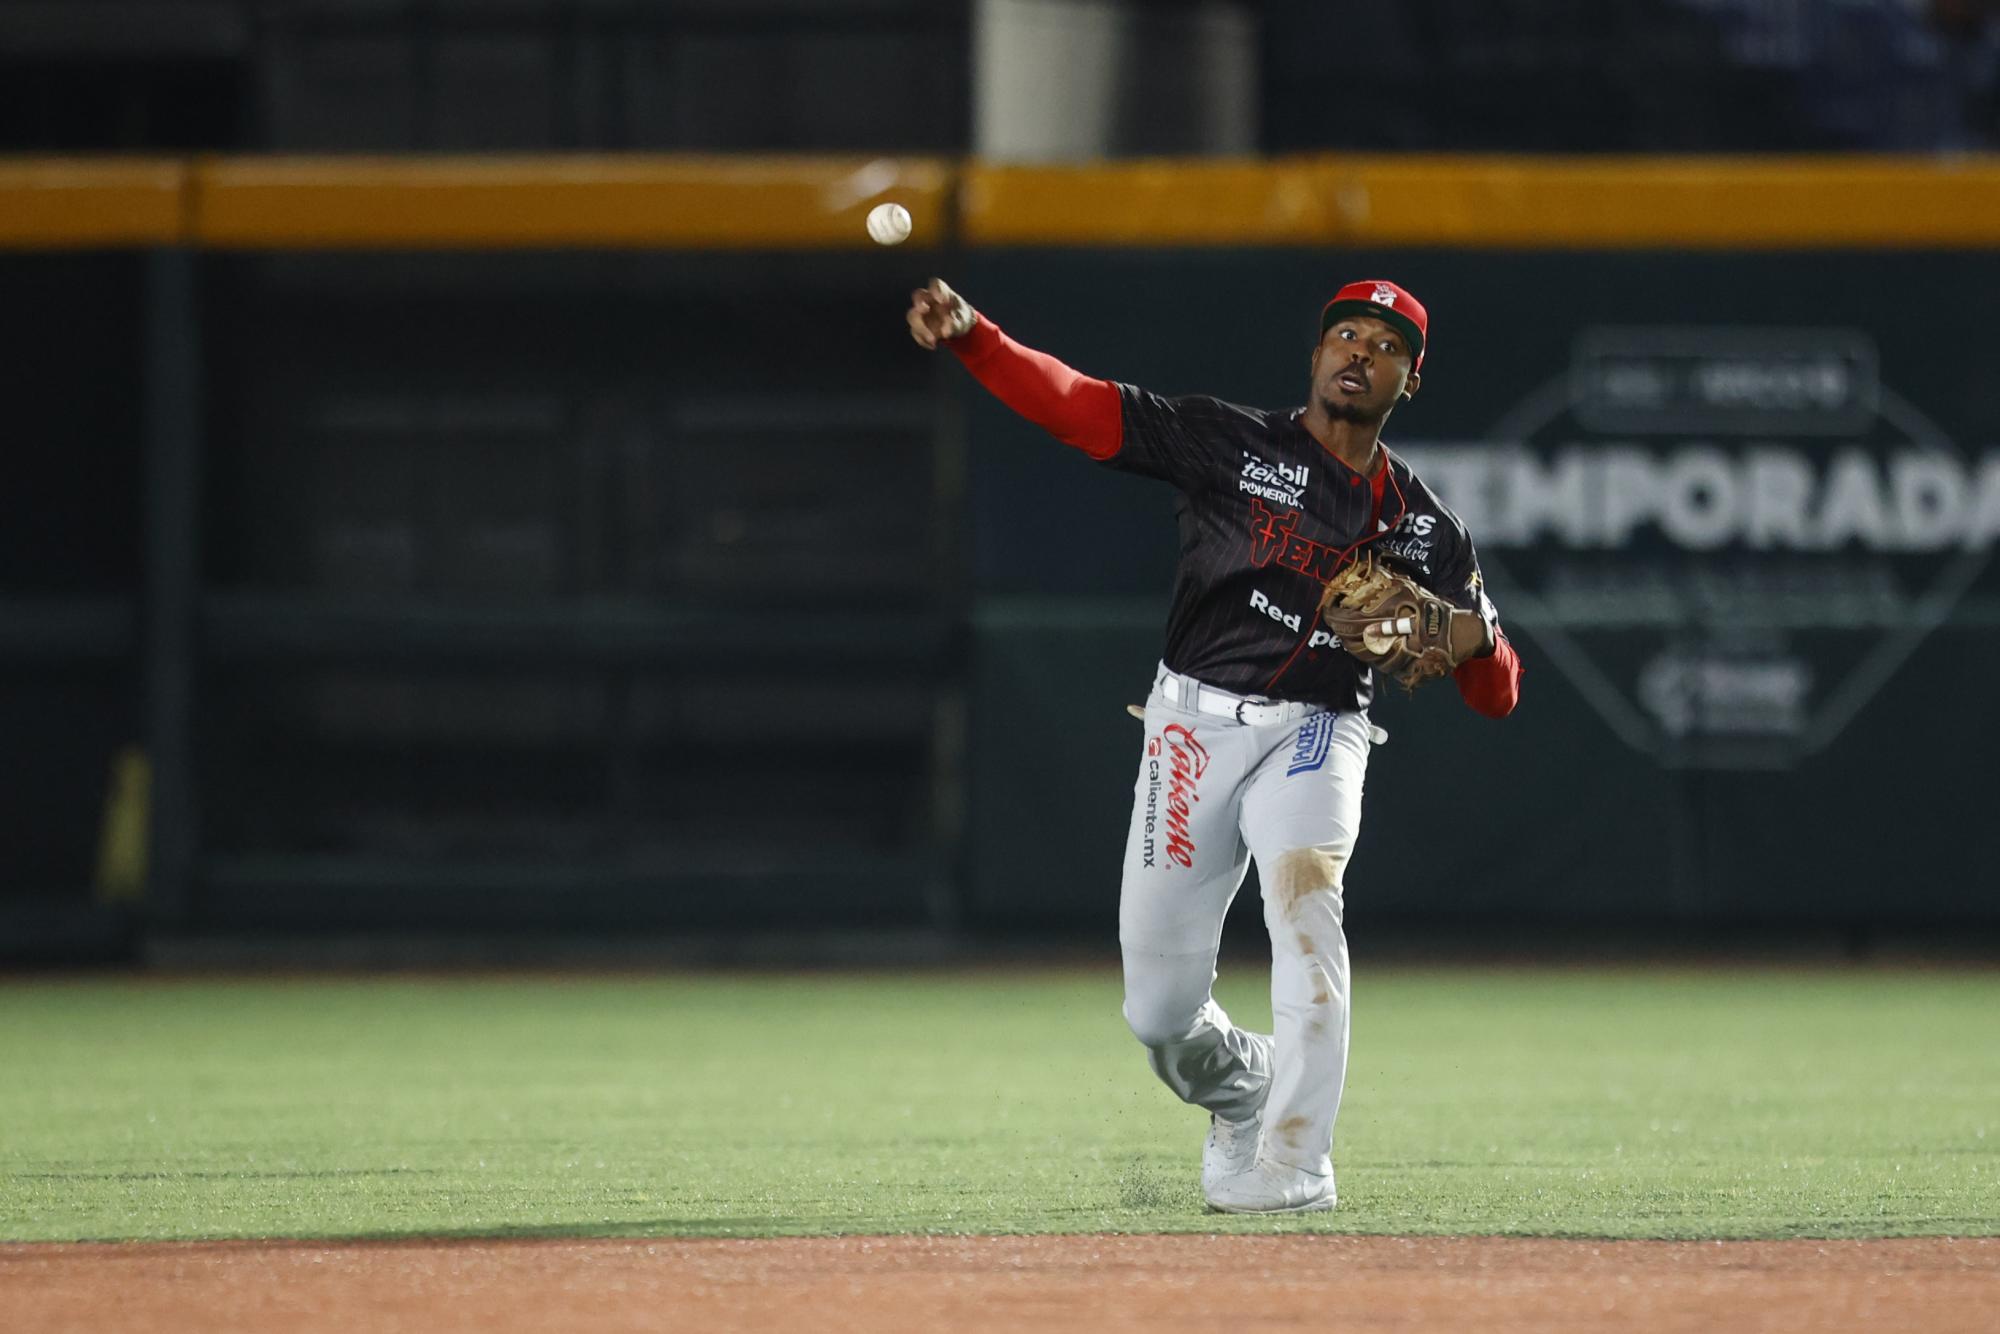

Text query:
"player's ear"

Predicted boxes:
[[1400, 370, 1421, 403]]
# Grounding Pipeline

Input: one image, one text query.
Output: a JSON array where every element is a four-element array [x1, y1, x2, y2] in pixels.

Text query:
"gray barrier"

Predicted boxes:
[[5, 246, 1995, 943]]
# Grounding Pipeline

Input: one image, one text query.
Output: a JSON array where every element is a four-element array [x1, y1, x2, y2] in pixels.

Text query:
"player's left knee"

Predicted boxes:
[[1269, 847, 1345, 921]]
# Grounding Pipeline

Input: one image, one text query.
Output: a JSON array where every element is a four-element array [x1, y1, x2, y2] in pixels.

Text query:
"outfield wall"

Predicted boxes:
[[2, 155, 1996, 949]]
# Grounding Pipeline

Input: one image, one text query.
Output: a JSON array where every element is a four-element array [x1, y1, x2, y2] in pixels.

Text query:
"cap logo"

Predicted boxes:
[[1370, 284, 1398, 307]]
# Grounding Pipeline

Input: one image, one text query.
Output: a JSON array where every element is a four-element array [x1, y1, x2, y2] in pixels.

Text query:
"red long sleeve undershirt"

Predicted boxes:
[[1456, 632, 1521, 719], [949, 314, 1125, 457], [949, 314, 1520, 718]]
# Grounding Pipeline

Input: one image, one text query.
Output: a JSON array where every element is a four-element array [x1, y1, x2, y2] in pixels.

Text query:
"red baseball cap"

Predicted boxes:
[[1320, 280, 1427, 370]]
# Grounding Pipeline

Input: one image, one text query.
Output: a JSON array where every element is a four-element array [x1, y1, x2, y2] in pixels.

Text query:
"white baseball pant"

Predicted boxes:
[[1118, 663, 1372, 1176]]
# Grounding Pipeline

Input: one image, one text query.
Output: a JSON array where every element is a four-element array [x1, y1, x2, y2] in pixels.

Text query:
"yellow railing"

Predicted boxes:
[[4, 154, 1999, 249], [194, 155, 954, 249], [0, 159, 189, 247]]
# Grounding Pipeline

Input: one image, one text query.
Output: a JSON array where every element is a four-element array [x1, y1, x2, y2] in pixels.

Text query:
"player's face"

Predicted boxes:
[[1310, 316, 1419, 424]]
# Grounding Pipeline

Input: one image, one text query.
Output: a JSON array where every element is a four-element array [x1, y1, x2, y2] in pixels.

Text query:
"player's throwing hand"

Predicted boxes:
[[907, 279, 976, 349]]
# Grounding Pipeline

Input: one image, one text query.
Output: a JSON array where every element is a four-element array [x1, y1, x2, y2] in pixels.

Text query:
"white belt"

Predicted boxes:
[[1153, 664, 1322, 728]]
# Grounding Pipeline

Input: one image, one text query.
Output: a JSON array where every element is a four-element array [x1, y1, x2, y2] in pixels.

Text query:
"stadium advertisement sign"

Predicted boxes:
[[1402, 327, 2000, 769]]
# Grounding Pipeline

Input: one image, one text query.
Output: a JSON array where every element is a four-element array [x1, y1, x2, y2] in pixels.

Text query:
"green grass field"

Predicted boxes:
[[2, 967, 1994, 1243]]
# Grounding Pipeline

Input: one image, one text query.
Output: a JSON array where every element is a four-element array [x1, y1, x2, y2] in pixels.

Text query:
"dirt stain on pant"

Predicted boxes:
[[1271, 848, 1343, 921], [1273, 1115, 1313, 1149]]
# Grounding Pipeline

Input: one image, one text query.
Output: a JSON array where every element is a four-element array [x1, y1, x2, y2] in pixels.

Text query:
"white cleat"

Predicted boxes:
[[1204, 1156, 1338, 1214], [1200, 1109, 1263, 1195]]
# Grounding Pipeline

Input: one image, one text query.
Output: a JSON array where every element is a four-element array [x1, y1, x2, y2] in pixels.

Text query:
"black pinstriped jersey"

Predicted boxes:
[[1108, 385, 1495, 712]]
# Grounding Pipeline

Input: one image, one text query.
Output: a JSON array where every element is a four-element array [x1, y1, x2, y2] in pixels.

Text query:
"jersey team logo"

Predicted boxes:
[[1401, 326, 2000, 768], [1247, 499, 1348, 581]]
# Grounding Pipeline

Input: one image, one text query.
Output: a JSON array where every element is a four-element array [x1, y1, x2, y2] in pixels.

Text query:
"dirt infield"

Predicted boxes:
[[3, 1235, 1993, 1333]]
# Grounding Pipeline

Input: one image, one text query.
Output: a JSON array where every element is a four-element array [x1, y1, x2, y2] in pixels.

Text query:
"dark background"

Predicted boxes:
[[3, 0, 1998, 961], [3, 1, 1995, 155]]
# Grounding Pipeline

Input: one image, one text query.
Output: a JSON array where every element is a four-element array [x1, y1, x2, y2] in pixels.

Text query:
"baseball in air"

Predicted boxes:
[[866, 202, 912, 246]]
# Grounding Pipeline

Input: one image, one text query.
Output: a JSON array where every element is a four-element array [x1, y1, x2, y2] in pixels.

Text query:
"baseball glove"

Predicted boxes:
[[1316, 553, 1491, 690]]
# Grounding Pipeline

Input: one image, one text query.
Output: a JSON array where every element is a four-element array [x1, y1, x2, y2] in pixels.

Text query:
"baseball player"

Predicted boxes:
[[908, 277, 1521, 1213]]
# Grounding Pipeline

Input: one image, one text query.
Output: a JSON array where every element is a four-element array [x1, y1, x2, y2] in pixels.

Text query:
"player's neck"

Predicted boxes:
[[1301, 410, 1386, 479]]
